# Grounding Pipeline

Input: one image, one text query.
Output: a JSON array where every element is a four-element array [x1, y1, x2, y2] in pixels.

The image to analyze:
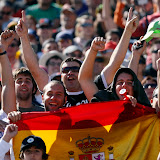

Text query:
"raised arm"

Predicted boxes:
[[102, 7, 138, 85], [78, 37, 106, 101], [102, 0, 117, 30], [0, 30, 16, 114], [15, 11, 49, 91], [128, 39, 146, 75]]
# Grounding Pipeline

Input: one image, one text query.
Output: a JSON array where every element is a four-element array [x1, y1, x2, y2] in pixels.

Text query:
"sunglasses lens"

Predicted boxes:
[[62, 67, 80, 73], [143, 84, 157, 89]]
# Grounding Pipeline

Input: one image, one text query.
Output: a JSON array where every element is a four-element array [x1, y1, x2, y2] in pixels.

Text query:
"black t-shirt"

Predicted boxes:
[[94, 73, 108, 90], [65, 91, 89, 107]]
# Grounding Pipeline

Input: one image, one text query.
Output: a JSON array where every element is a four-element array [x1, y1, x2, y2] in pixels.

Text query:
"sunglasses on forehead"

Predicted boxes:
[[61, 66, 80, 73]]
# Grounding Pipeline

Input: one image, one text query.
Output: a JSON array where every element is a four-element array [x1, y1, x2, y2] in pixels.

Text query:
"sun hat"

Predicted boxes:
[[39, 50, 66, 67]]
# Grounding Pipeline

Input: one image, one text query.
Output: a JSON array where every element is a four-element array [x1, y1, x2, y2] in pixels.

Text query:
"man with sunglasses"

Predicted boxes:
[[60, 57, 88, 107]]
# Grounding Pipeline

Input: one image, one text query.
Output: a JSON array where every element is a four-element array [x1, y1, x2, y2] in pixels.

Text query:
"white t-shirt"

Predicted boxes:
[[0, 109, 15, 160]]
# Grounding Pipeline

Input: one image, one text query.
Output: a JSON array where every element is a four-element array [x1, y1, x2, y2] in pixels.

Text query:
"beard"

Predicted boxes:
[[16, 92, 32, 101]]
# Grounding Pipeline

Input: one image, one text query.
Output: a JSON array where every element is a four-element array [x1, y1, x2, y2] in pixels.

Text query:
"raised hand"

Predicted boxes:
[[90, 37, 106, 53], [15, 10, 28, 38], [126, 95, 137, 107], [0, 30, 16, 51], [132, 37, 146, 56], [2, 124, 18, 142], [125, 7, 138, 34]]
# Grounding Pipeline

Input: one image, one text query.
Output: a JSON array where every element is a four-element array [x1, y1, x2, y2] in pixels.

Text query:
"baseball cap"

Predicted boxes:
[[39, 50, 66, 67], [63, 45, 82, 56], [141, 20, 160, 42], [20, 135, 46, 152], [55, 31, 73, 42], [36, 18, 52, 28]]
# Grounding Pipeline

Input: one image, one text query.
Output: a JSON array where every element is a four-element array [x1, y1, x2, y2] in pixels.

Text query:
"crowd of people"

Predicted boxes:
[[0, 0, 160, 159]]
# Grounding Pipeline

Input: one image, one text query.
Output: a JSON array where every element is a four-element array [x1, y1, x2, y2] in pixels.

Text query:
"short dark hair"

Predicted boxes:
[[43, 80, 66, 97], [46, 55, 62, 66], [13, 67, 38, 96], [19, 146, 49, 160], [60, 57, 82, 73], [42, 38, 57, 49]]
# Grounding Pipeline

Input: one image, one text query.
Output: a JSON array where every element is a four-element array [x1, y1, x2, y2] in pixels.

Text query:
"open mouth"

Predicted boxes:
[[67, 76, 75, 81]]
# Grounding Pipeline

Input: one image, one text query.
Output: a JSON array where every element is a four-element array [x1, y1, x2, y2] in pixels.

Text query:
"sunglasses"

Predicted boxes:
[[143, 83, 157, 89], [1, 11, 11, 15], [61, 66, 80, 73]]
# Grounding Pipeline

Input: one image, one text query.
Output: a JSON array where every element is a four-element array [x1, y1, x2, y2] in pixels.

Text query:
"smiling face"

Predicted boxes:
[[61, 61, 82, 92], [15, 74, 34, 101], [115, 72, 134, 100], [43, 82, 66, 111]]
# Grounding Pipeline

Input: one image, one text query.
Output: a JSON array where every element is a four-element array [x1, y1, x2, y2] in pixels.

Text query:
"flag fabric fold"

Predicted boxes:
[[13, 100, 159, 160]]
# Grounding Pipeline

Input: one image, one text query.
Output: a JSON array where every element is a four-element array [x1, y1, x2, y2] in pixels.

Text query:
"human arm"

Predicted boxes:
[[78, 37, 106, 102], [128, 39, 146, 75], [0, 30, 17, 114], [102, 0, 117, 30], [16, 11, 49, 91], [0, 124, 18, 160], [102, 7, 138, 85]]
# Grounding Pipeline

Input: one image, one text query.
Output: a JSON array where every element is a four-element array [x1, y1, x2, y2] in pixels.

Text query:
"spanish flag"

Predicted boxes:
[[13, 101, 159, 160]]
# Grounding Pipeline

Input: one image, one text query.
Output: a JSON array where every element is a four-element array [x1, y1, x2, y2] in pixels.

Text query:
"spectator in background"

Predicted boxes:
[[25, 15, 37, 31], [42, 38, 59, 54], [70, 0, 88, 17], [6, 38, 24, 71], [27, 28, 39, 54], [141, 76, 157, 101], [39, 50, 66, 76], [85, 0, 102, 20], [74, 15, 94, 49], [0, 1, 19, 31], [105, 28, 121, 44], [63, 45, 83, 60], [37, 38, 59, 59], [57, 3, 77, 37], [55, 31, 73, 52], [36, 18, 53, 50], [25, 0, 61, 29]]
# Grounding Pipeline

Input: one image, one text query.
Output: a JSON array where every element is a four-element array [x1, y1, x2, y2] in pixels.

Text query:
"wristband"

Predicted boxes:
[[0, 51, 6, 56]]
